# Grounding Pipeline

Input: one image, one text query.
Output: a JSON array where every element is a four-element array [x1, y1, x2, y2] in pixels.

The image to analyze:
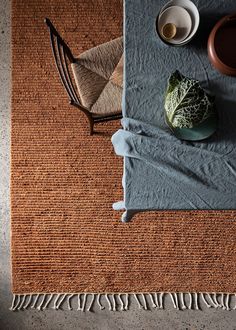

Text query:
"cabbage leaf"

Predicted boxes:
[[165, 71, 215, 128]]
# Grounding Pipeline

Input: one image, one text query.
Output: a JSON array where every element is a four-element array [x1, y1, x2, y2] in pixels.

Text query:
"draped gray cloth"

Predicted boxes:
[[112, 0, 236, 222]]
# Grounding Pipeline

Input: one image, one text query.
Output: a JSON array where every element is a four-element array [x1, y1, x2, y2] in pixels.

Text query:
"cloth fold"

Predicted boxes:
[[112, 118, 236, 221]]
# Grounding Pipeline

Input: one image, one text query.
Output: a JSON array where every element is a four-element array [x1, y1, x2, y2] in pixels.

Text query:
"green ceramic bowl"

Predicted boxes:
[[165, 113, 218, 141]]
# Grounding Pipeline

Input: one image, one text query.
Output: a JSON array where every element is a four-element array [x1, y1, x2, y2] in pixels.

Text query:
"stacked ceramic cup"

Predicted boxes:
[[157, 0, 200, 46]]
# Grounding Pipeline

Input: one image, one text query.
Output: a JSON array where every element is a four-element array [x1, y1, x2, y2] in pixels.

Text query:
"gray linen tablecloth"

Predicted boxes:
[[112, 0, 236, 222]]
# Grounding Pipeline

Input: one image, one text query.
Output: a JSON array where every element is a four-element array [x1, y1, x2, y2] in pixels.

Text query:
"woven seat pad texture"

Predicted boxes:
[[71, 37, 123, 115], [11, 0, 236, 294]]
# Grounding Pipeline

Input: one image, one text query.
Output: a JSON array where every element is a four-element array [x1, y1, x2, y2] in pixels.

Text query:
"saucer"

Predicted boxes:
[[158, 5, 192, 44]]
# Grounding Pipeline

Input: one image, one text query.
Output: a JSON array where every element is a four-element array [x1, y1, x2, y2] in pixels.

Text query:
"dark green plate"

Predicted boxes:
[[165, 114, 218, 141]]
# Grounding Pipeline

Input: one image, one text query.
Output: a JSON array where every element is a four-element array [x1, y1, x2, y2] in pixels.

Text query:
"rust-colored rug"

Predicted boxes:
[[11, 0, 236, 311]]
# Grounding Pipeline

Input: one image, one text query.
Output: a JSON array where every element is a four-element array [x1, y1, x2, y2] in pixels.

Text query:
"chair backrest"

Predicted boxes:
[[44, 18, 84, 109]]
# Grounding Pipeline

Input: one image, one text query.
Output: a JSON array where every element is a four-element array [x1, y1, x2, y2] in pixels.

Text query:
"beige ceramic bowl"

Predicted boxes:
[[157, 0, 200, 46]]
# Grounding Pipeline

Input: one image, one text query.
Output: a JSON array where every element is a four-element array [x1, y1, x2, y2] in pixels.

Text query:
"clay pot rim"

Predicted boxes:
[[208, 13, 236, 75]]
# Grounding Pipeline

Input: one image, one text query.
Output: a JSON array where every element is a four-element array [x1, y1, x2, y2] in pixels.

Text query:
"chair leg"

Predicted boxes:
[[89, 118, 94, 135]]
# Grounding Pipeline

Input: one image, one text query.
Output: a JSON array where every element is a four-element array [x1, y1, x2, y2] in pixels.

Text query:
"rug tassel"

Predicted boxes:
[[226, 293, 230, 311], [105, 294, 112, 311], [233, 294, 236, 310], [42, 294, 54, 310], [216, 293, 222, 308], [169, 293, 177, 309], [81, 294, 87, 312], [188, 292, 192, 309], [9, 292, 236, 311], [17, 294, 26, 310], [221, 293, 226, 310], [212, 293, 220, 308], [77, 294, 81, 311], [87, 293, 95, 312], [159, 292, 164, 309], [23, 294, 33, 309], [125, 293, 129, 310], [149, 293, 157, 308], [37, 294, 46, 310], [97, 293, 105, 310], [31, 294, 40, 309], [215, 294, 223, 307], [200, 293, 211, 308], [9, 294, 17, 311], [180, 293, 187, 310], [56, 293, 66, 310], [14, 295, 23, 311], [141, 293, 148, 310], [194, 293, 200, 310], [67, 294, 75, 311], [174, 293, 179, 310], [118, 294, 125, 311], [154, 293, 160, 308], [133, 294, 143, 309], [207, 293, 218, 308], [111, 294, 116, 311], [52, 294, 61, 310]]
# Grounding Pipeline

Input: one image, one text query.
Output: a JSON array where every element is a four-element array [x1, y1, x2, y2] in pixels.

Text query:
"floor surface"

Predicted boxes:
[[1, 0, 236, 329]]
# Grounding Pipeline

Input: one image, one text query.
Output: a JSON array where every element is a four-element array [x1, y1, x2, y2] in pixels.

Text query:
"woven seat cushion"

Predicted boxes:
[[71, 37, 123, 116]]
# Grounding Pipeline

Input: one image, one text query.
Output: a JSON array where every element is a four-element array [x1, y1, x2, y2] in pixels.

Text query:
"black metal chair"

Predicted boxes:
[[45, 18, 123, 135]]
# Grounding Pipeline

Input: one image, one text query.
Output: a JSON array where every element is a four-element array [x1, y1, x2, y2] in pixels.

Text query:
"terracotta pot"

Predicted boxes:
[[208, 13, 236, 76]]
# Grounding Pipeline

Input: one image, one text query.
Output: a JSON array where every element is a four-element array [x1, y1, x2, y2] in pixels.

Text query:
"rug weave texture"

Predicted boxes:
[[11, 0, 236, 295]]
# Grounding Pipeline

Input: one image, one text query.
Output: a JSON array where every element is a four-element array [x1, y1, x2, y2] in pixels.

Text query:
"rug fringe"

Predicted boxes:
[[9, 292, 236, 311]]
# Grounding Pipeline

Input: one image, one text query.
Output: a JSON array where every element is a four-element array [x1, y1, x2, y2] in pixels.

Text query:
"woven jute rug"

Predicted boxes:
[[11, 0, 236, 311]]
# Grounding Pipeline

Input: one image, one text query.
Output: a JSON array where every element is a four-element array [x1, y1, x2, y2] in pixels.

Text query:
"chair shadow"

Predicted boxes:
[[92, 130, 113, 137]]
